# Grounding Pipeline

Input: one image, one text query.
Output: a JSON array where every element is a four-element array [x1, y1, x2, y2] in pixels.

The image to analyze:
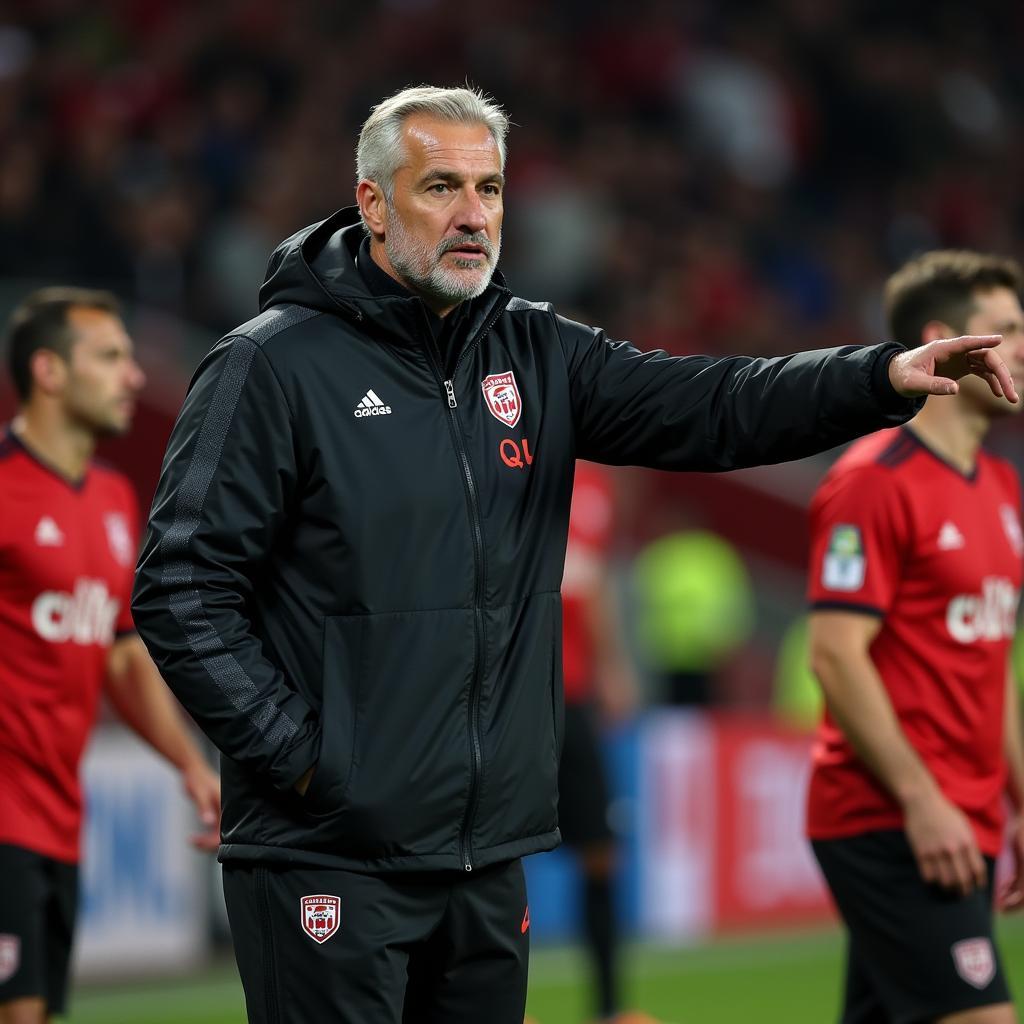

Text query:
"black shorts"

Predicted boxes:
[[0, 843, 78, 1015], [222, 858, 529, 1024], [557, 700, 614, 848], [812, 830, 1012, 1023]]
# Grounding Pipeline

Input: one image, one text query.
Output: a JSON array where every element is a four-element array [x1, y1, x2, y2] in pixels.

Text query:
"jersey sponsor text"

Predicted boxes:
[[945, 577, 1018, 644], [31, 578, 121, 646]]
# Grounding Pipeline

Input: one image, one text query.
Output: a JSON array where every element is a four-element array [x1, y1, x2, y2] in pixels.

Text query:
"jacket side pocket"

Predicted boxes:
[[301, 615, 365, 817]]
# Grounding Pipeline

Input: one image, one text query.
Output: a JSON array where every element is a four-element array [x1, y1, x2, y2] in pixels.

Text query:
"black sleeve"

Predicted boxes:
[[131, 335, 320, 791], [555, 316, 922, 471]]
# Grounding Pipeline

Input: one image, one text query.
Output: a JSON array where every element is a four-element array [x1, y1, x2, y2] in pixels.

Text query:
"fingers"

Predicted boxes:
[[947, 848, 972, 897], [918, 849, 958, 891], [190, 827, 221, 852], [999, 878, 1024, 911], [981, 371, 1005, 399], [977, 349, 1018, 403], [1000, 838, 1024, 910], [917, 850, 938, 886], [938, 334, 1003, 352], [917, 375, 959, 397], [936, 849, 972, 897], [184, 765, 221, 819], [182, 767, 220, 852], [966, 843, 988, 892], [191, 784, 219, 824], [918, 336, 1019, 402], [919, 844, 986, 897]]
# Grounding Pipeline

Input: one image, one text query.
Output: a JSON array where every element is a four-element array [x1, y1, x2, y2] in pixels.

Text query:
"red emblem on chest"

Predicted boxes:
[[301, 895, 341, 944], [481, 371, 522, 428]]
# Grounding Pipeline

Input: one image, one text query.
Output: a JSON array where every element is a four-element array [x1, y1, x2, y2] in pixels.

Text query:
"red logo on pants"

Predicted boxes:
[[301, 895, 341, 944]]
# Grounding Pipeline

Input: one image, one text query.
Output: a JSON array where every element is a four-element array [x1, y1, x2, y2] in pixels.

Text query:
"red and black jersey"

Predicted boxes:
[[0, 429, 138, 863], [806, 427, 1023, 856], [561, 462, 615, 704]]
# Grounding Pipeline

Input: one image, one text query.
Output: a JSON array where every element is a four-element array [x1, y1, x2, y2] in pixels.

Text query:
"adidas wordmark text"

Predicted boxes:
[[354, 389, 392, 417]]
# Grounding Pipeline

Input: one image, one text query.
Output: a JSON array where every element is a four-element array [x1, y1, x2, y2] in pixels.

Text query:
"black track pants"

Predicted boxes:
[[223, 858, 530, 1024]]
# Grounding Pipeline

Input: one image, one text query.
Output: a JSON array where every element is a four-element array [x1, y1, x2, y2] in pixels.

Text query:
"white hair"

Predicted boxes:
[[356, 85, 509, 201]]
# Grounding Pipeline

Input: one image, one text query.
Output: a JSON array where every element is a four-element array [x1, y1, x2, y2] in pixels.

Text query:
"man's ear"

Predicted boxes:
[[356, 180, 387, 240], [921, 319, 957, 345], [29, 348, 68, 398]]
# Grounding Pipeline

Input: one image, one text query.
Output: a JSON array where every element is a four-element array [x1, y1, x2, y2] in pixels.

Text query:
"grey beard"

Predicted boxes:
[[385, 217, 500, 307]]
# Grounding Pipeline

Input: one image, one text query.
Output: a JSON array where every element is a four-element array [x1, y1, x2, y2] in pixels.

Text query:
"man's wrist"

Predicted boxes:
[[894, 775, 942, 810], [178, 746, 211, 777], [873, 343, 923, 413]]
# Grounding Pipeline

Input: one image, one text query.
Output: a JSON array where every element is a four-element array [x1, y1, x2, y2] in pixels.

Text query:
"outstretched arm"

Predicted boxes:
[[558, 316, 1016, 471]]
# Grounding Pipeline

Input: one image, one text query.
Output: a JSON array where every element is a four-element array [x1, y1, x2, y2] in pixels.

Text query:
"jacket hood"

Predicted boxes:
[[258, 206, 510, 343], [259, 207, 367, 317]]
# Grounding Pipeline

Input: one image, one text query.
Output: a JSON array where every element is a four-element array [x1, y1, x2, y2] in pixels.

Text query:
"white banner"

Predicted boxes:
[[73, 727, 209, 978], [637, 711, 833, 936], [638, 711, 716, 939]]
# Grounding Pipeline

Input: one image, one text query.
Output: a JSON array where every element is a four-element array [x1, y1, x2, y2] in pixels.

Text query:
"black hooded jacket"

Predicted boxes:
[[132, 207, 921, 872]]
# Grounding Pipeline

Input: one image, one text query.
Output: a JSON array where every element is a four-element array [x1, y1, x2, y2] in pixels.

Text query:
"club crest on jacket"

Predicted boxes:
[[481, 371, 522, 428]]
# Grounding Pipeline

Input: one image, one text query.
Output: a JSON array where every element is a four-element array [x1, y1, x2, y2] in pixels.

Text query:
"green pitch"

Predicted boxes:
[[64, 918, 1024, 1024]]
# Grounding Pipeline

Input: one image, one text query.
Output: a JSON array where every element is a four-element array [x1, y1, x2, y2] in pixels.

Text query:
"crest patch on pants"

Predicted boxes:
[[951, 937, 995, 989], [301, 895, 341, 944], [0, 935, 20, 983]]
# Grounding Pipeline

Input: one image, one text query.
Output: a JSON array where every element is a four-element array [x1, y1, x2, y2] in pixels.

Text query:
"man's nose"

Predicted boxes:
[[453, 187, 487, 234], [128, 360, 146, 392], [1005, 332, 1024, 367]]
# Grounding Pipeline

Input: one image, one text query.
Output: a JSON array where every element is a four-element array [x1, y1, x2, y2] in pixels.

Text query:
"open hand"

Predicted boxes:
[[888, 335, 1019, 403]]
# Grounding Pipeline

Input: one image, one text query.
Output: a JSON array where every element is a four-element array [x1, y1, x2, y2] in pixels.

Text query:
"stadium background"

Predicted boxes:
[[1, 0, 1024, 1020]]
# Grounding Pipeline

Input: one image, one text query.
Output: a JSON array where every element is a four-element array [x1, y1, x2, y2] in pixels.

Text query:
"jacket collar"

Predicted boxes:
[[259, 207, 511, 351]]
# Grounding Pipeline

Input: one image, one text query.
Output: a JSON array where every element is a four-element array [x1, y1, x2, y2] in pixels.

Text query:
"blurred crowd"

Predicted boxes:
[[3, 0, 1024, 356], [4, 0, 1024, 711]]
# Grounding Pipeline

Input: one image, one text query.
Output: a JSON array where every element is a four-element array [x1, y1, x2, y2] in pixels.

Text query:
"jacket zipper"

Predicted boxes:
[[424, 297, 509, 872]]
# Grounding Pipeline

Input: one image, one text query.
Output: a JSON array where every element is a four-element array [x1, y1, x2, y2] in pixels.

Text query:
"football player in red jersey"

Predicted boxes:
[[553, 462, 658, 1024], [806, 251, 1024, 1024], [0, 288, 220, 1024]]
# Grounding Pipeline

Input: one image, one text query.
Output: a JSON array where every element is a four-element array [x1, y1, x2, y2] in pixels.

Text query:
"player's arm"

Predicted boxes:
[[106, 634, 220, 851], [808, 610, 986, 896], [583, 565, 637, 724], [1000, 661, 1024, 910]]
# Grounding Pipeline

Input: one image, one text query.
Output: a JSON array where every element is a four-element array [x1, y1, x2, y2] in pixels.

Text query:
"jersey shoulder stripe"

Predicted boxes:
[[0, 433, 17, 463], [874, 430, 917, 469]]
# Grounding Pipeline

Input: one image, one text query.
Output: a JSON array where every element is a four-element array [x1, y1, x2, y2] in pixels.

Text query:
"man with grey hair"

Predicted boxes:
[[354, 84, 508, 316], [133, 85, 1018, 1023]]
